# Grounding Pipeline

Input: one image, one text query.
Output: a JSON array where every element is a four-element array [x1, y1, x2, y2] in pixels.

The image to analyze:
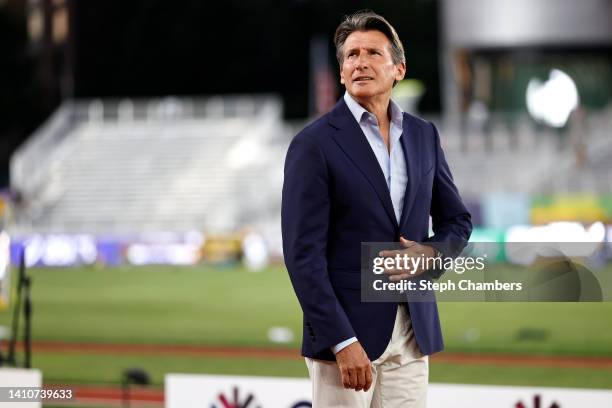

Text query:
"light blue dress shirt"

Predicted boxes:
[[332, 92, 408, 354]]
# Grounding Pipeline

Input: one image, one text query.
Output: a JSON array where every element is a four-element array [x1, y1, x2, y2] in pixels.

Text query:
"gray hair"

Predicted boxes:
[[334, 10, 406, 66]]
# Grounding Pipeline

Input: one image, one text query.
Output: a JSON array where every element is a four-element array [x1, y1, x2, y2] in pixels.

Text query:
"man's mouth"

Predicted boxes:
[[354, 76, 373, 81]]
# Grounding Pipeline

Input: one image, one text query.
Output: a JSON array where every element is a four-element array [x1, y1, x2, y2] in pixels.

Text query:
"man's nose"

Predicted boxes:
[[355, 54, 369, 69]]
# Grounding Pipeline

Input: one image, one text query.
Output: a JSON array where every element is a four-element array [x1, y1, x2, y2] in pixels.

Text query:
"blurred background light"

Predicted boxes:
[[526, 69, 579, 128]]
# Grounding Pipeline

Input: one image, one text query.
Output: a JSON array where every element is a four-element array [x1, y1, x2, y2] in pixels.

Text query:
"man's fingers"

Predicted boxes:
[[383, 266, 397, 275], [379, 248, 420, 259], [364, 364, 373, 392], [384, 269, 409, 277], [384, 264, 414, 276], [378, 249, 400, 258], [341, 367, 351, 389], [399, 237, 416, 248], [355, 366, 366, 391], [348, 368, 357, 390]]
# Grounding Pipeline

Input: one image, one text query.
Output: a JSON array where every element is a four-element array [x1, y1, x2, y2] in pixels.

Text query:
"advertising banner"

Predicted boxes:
[[165, 374, 612, 408]]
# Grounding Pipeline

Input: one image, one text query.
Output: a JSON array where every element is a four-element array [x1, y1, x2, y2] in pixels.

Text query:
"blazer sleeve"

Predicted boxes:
[[424, 122, 473, 278], [281, 132, 356, 354]]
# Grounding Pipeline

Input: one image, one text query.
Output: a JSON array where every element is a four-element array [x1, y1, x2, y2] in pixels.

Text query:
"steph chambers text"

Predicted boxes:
[[373, 279, 523, 292]]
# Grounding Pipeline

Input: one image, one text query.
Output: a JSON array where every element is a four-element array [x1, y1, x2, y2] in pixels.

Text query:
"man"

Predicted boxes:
[[281, 10, 471, 407]]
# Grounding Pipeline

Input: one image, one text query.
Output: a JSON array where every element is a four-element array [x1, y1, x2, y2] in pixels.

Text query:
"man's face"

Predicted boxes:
[[340, 30, 406, 101]]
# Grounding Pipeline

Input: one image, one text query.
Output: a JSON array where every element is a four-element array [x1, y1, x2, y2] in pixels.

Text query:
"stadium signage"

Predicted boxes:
[[165, 374, 612, 408], [165, 374, 311, 408]]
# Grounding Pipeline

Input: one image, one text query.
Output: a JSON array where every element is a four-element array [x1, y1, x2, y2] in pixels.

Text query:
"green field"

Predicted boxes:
[[1, 264, 612, 389]]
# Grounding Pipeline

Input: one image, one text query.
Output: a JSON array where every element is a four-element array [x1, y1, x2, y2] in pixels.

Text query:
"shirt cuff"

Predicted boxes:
[[332, 337, 358, 354]]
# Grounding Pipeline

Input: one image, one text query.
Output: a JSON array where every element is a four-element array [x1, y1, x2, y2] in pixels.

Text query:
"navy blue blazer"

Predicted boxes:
[[281, 98, 472, 361]]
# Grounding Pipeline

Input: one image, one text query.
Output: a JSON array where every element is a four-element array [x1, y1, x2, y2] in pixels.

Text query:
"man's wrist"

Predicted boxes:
[[332, 337, 358, 354]]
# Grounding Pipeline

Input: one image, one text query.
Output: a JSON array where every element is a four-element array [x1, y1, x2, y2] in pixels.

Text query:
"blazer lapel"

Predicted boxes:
[[398, 114, 422, 229], [328, 100, 398, 230]]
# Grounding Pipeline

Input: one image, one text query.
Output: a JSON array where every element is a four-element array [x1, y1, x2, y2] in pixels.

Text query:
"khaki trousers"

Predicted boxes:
[[305, 304, 428, 408]]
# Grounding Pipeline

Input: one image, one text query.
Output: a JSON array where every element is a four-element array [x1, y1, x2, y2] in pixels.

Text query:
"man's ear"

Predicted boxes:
[[395, 62, 406, 82], [340, 69, 345, 84]]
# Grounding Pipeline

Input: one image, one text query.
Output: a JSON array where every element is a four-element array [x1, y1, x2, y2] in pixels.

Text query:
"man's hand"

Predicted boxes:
[[335, 341, 372, 392], [379, 236, 437, 281]]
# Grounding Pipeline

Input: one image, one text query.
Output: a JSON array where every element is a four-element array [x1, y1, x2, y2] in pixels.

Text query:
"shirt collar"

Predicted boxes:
[[343, 91, 404, 128]]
